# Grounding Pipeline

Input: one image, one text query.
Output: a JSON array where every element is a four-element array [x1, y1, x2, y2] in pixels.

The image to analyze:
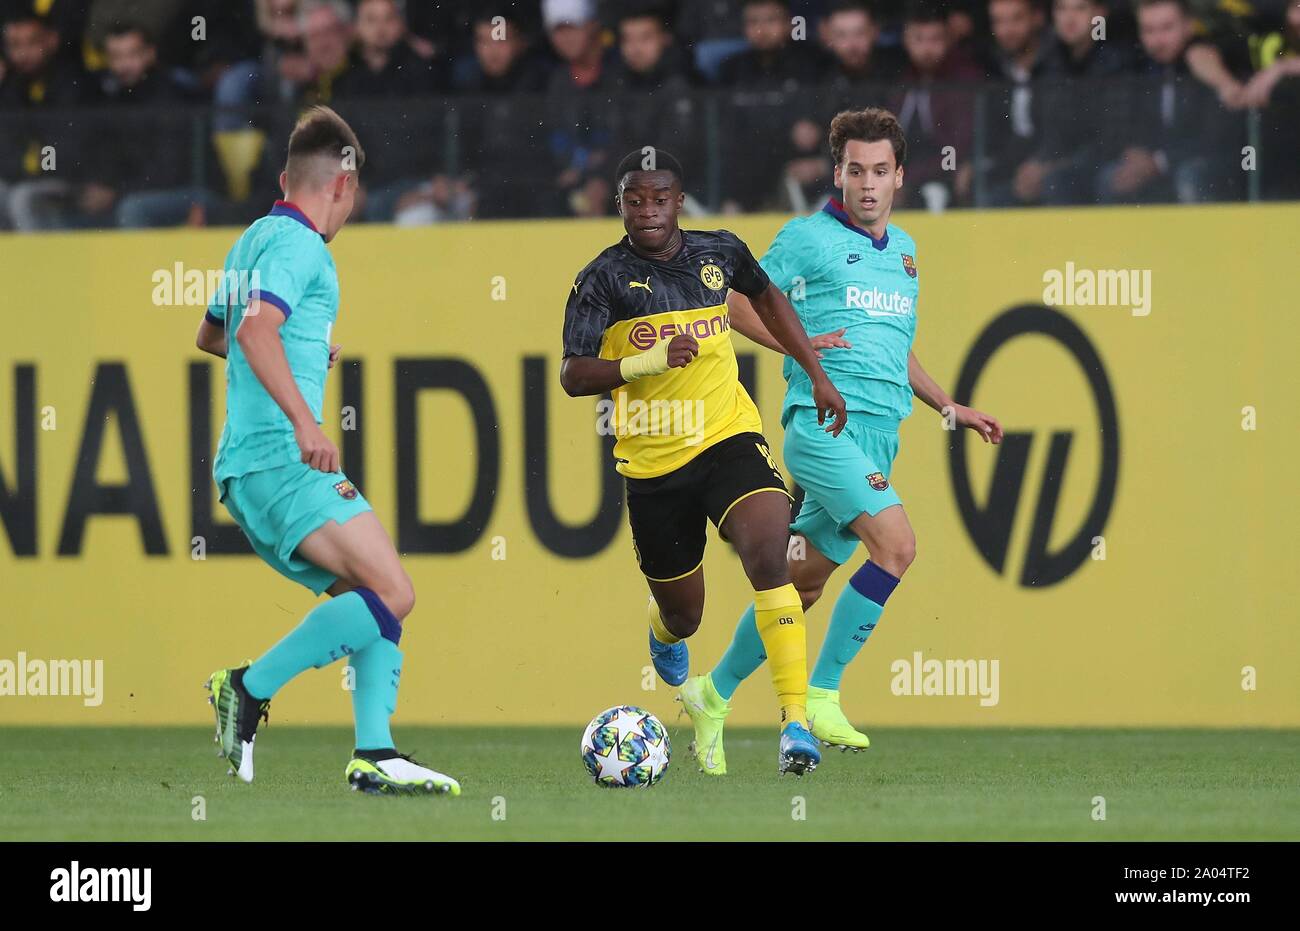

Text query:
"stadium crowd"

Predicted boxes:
[[0, 0, 1296, 229]]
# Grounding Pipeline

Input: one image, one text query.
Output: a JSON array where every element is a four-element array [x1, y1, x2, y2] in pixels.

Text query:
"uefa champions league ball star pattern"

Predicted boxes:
[[580, 705, 671, 788]]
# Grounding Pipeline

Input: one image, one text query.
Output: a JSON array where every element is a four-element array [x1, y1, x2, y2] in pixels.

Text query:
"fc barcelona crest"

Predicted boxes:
[[901, 254, 917, 278], [334, 480, 359, 500], [867, 471, 889, 491]]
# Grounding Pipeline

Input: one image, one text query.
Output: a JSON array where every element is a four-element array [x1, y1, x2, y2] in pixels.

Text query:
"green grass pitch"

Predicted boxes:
[[2, 726, 1296, 841]]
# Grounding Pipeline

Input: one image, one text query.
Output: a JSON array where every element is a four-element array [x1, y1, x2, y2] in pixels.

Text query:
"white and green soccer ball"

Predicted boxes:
[[580, 705, 671, 788]]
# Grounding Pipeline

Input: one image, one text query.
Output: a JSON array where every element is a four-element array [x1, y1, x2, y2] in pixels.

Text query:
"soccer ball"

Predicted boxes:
[[580, 705, 671, 788]]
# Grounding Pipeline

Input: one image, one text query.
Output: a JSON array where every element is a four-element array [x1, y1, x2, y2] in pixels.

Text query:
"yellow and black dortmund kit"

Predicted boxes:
[[562, 229, 793, 581]]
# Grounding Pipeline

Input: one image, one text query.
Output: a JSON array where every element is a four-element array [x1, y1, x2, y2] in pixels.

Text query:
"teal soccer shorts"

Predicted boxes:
[[783, 406, 902, 566], [220, 460, 372, 594]]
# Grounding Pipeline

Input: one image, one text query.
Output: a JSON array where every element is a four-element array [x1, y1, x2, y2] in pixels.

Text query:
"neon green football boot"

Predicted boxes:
[[807, 685, 870, 751], [677, 674, 731, 776], [345, 750, 462, 796]]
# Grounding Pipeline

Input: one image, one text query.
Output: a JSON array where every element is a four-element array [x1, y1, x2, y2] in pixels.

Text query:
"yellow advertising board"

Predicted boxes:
[[2, 204, 1297, 726]]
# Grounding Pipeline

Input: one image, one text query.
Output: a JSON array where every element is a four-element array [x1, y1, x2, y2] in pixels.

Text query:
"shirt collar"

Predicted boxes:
[[269, 200, 322, 236], [822, 198, 888, 250]]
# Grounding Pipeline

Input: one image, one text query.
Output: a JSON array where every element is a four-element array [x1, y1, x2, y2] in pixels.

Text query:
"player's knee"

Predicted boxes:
[[743, 544, 791, 591], [379, 573, 415, 621], [878, 535, 916, 578], [660, 605, 702, 639]]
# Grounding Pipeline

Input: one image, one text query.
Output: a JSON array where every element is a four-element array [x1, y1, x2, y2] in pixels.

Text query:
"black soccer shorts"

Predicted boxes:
[[625, 431, 793, 581]]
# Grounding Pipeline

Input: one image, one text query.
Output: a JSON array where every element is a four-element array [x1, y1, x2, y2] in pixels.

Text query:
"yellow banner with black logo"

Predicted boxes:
[[2, 204, 1297, 725]]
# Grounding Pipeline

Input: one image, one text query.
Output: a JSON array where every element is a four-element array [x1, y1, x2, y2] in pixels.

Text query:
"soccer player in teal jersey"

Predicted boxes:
[[194, 106, 459, 796], [679, 108, 1004, 772]]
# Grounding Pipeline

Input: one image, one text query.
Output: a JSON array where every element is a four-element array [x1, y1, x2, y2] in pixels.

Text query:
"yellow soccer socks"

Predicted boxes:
[[752, 583, 808, 727]]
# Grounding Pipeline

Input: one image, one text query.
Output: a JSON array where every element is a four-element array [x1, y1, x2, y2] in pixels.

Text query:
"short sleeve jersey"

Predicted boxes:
[[562, 229, 770, 478], [208, 201, 339, 484], [761, 199, 920, 427]]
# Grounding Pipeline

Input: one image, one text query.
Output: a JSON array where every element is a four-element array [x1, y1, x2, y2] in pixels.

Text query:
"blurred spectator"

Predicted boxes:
[[0, 0, 1292, 224], [89, 22, 215, 227], [1, 0, 90, 67], [944, 0, 988, 65], [979, 0, 1054, 206], [289, 0, 352, 105], [609, 8, 696, 90], [212, 0, 304, 128], [1252, 0, 1300, 197], [332, 0, 445, 222], [567, 171, 614, 216], [1046, 0, 1136, 77], [393, 173, 474, 225], [335, 0, 441, 97], [452, 12, 549, 93], [543, 0, 617, 92], [821, 0, 905, 85], [542, 0, 617, 214], [1096, 0, 1244, 203], [676, 0, 749, 80], [0, 12, 94, 230], [893, 0, 982, 208], [1010, 0, 1135, 205], [777, 116, 834, 211], [1242, 0, 1300, 107], [605, 9, 708, 204], [718, 0, 829, 89], [160, 0, 261, 96]]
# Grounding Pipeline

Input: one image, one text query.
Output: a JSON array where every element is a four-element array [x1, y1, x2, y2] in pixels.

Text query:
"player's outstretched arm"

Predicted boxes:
[[908, 350, 1003, 444], [725, 291, 785, 353], [748, 282, 848, 435], [560, 334, 699, 397], [195, 316, 228, 359], [726, 291, 851, 358], [236, 300, 340, 471]]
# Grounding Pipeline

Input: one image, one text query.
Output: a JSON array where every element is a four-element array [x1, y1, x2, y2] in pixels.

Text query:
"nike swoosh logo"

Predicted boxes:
[[704, 738, 719, 769], [847, 256, 862, 264]]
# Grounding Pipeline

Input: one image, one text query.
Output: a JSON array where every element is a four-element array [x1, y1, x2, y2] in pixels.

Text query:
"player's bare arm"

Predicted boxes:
[[748, 282, 849, 436], [560, 333, 699, 397], [907, 350, 1003, 444], [198, 306, 335, 368], [236, 299, 340, 471], [725, 290, 851, 358], [195, 316, 228, 359]]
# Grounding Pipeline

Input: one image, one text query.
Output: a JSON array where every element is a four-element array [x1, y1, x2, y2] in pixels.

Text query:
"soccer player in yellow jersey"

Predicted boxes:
[[560, 149, 848, 774]]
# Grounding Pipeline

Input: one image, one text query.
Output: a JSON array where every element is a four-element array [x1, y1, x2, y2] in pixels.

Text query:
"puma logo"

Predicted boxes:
[[628, 277, 652, 292]]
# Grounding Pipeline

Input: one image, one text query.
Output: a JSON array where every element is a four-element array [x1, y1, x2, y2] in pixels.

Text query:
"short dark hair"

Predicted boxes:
[[1136, 0, 1189, 13], [105, 21, 152, 45], [617, 8, 670, 31], [829, 107, 907, 166], [2, 12, 52, 31], [826, 0, 876, 20], [903, 0, 947, 25], [287, 105, 365, 185], [614, 147, 684, 190]]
